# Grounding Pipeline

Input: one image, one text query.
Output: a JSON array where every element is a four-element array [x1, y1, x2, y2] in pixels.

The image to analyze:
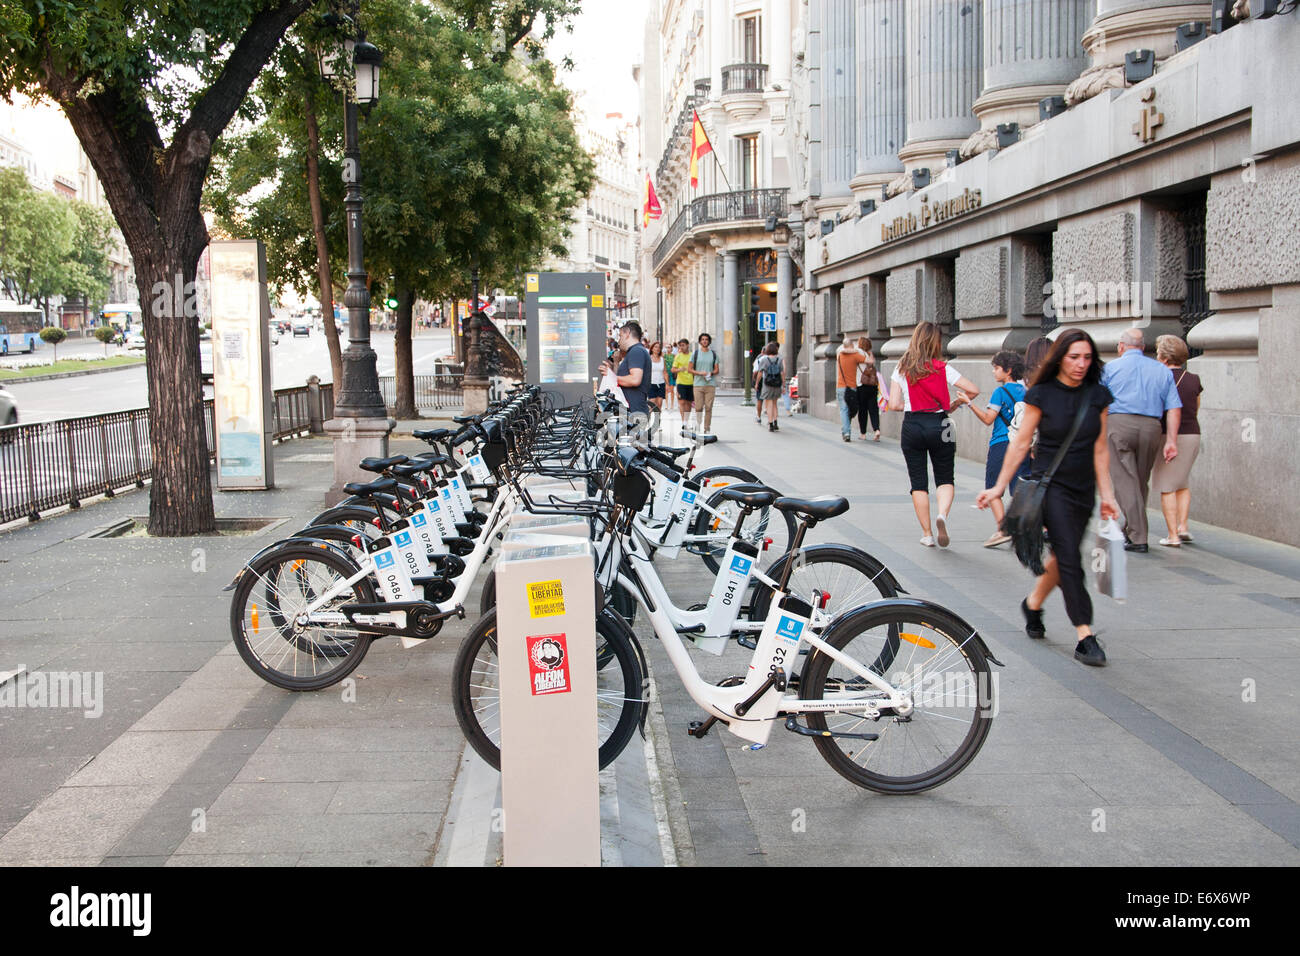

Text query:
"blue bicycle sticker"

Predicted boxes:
[[776, 616, 804, 642], [394, 532, 411, 546], [375, 552, 396, 569], [682, 491, 696, 504], [730, 555, 753, 575], [411, 513, 427, 527]]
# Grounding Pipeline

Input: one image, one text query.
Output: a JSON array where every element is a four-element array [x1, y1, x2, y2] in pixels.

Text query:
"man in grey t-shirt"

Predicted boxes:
[[688, 332, 719, 432]]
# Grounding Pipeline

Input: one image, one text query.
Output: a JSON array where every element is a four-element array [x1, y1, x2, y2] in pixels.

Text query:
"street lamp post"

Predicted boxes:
[[318, 9, 393, 503]]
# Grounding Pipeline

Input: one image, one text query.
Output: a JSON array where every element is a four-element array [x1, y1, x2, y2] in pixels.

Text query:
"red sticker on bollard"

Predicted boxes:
[[527, 633, 572, 696]]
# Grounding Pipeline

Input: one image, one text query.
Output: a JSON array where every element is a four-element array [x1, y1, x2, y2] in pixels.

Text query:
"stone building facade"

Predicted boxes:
[[796, 2, 1300, 547], [638, 0, 798, 379]]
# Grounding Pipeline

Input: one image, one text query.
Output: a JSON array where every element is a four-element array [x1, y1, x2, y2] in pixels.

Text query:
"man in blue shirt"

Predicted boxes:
[[1100, 328, 1182, 552], [599, 321, 652, 421]]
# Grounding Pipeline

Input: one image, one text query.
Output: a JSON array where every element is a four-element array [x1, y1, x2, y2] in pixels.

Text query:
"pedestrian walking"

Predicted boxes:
[[598, 322, 652, 424], [665, 341, 679, 408], [963, 350, 1029, 547], [854, 335, 881, 441], [1150, 334, 1203, 547], [754, 341, 784, 431], [647, 340, 667, 435], [835, 333, 867, 442], [688, 333, 719, 432], [1100, 328, 1181, 553], [671, 338, 695, 425], [752, 350, 764, 423], [977, 328, 1120, 666], [888, 322, 980, 548]]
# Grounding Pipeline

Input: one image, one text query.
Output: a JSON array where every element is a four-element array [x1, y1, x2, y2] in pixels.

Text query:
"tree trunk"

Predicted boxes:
[[393, 278, 417, 419], [135, 245, 217, 536], [304, 87, 342, 388]]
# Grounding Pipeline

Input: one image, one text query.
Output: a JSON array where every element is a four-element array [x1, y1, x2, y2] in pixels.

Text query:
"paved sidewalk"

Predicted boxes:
[[636, 397, 1300, 865], [1, 401, 1297, 866]]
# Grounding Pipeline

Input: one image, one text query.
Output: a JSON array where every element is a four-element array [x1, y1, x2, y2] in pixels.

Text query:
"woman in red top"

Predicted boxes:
[[889, 322, 979, 547]]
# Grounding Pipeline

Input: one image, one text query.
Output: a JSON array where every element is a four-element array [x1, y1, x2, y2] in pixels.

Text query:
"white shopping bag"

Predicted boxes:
[[1094, 517, 1127, 603]]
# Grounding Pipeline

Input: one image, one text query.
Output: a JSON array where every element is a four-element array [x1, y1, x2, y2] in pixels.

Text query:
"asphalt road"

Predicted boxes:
[[4, 329, 455, 425]]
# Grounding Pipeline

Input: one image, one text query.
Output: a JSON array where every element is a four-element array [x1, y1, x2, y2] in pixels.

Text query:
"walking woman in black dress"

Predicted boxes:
[[976, 329, 1120, 666]]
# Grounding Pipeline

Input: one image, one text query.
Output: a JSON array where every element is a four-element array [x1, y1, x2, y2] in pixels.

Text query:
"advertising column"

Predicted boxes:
[[209, 240, 275, 490]]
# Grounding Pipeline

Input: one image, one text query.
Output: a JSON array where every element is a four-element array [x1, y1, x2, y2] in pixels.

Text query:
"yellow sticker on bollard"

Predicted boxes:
[[527, 579, 566, 618]]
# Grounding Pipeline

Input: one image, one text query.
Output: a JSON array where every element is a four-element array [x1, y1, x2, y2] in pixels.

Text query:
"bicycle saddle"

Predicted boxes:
[[453, 415, 477, 424], [391, 460, 439, 478], [774, 496, 850, 520], [413, 428, 452, 441], [716, 483, 777, 510], [343, 476, 399, 497], [651, 445, 690, 459], [412, 453, 451, 467], [359, 455, 408, 473]]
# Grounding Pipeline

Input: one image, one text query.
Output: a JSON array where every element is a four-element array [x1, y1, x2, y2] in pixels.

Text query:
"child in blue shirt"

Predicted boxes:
[[960, 349, 1028, 548]]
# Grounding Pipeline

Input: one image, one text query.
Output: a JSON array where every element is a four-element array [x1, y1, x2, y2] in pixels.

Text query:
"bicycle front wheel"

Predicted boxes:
[[230, 543, 375, 691], [799, 601, 993, 794], [452, 606, 646, 770]]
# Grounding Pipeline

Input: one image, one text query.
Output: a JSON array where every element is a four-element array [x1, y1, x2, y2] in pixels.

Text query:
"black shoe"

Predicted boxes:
[[1123, 542, 1148, 553], [1074, 634, 1107, 666], [769, 422, 776, 432], [1021, 598, 1046, 639], [772, 422, 779, 431]]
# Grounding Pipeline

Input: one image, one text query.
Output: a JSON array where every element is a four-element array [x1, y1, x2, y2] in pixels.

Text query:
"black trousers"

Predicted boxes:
[[856, 384, 880, 433], [900, 411, 955, 493], [1042, 482, 1096, 627]]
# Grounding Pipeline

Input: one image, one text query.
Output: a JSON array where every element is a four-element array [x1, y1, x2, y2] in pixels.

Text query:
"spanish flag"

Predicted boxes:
[[689, 110, 713, 189], [643, 173, 662, 228]]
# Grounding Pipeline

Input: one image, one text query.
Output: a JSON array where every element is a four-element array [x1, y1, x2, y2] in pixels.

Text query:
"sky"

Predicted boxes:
[[546, 0, 649, 129]]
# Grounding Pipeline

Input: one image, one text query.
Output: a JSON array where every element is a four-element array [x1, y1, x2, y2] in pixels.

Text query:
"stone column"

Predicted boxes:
[[777, 246, 795, 374], [722, 250, 741, 385], [710, 0, 726, 98], [900, 0, 982, 176], [815, 0, 857, 217], [772, 0, 792, 88], [970, 0, 1092, 138], [851, 0, 906, 198], [1085, 1, 1212, 70]]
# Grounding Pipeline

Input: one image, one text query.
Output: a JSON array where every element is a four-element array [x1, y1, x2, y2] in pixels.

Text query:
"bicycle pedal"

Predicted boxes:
[[715, 676, 745, 687], [687, 716, 719, 738], [735, 635, 757, 650]]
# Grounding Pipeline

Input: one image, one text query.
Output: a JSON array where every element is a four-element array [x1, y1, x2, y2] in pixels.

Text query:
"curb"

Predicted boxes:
[[0, 360, 146, 385]]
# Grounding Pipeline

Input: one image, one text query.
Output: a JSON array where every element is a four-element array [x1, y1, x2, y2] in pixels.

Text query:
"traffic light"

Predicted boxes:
[[744, 282, 760, 316], [385, 297, 398, 310]]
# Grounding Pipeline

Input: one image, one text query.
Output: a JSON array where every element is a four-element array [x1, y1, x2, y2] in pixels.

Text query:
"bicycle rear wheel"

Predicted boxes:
[[452, 606, 646, 770], [230, 543, 375, 691], [691, 478, 796, 574], [798, 600, 993, 794]]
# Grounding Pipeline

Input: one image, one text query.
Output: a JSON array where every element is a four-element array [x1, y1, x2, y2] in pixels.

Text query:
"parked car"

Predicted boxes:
[[292, 320, 310, 337], [125, 331, 146, 351], [0, 381, 17, 431], [268, 324, 281, 345]]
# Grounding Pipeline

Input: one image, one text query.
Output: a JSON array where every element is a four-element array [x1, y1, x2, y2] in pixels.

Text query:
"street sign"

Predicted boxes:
[[757, 311, 777, 331]]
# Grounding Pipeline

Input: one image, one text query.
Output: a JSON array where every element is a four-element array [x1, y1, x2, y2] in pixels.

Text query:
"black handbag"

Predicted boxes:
[[1003, 386, 1093, 575]]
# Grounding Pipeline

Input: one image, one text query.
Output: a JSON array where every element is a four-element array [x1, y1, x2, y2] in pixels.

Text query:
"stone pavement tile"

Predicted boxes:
[[40, 641, 224, 673], [737, 770, 1107, 811], [207, 782, 341, 816], [260, 727, 460, 753], [132, 687, 264, 732], [677, 774, 750, 811], [234, 749, 460, 783], [0, 858, 104, 867], [297, 851, 433, 866], [0, 784, 167, 861], [0, 754, 99, 833], [99, 856, 170, 866], [164, 853, 301, 866], [65, 730, 218, 787], [327, 781, 442, 815], [691, 845, 769, 866], [172, 812, 440, 855], [684, 808, 761, 850]]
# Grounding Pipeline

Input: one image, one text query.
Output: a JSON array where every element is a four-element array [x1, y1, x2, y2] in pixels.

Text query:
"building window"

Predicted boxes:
[[739, 135, 759, 191], [741, 15, 761, 63], [1177, 196, 1211, 354]]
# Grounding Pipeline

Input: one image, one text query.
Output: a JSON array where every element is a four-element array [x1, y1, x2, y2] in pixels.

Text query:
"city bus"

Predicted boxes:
[[0, 300, 43, 355]]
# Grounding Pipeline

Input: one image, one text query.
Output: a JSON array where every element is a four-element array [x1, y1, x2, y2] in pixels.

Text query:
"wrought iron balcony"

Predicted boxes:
[[721, 63, 768, 94], [651, 187, 788, 269]]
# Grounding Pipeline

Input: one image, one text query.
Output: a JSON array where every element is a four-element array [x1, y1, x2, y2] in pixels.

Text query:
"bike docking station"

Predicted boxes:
[[495, 526, 600, 866]]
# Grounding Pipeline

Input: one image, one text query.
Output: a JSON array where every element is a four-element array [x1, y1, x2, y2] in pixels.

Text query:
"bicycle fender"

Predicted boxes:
[[693, 465, 759, 485]]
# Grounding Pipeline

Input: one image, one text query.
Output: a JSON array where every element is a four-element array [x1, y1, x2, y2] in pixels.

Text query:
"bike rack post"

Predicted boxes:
[[496, 534, 600, 866]]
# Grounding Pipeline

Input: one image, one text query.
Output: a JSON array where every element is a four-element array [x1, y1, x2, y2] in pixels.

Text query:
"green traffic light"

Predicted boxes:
[[386, 298, 398, 309]]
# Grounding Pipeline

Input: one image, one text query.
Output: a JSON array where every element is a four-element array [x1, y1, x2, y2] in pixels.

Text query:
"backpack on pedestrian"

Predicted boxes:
[[762, 354, 783, 388]]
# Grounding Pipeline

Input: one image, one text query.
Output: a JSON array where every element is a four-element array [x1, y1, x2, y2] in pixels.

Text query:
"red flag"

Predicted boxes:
[[689, 110, 714, 189], [643, 173, 662, 228]]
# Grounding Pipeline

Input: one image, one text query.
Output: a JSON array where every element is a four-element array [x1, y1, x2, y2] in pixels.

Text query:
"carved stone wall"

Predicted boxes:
[[955, 244, 1007, 321]]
